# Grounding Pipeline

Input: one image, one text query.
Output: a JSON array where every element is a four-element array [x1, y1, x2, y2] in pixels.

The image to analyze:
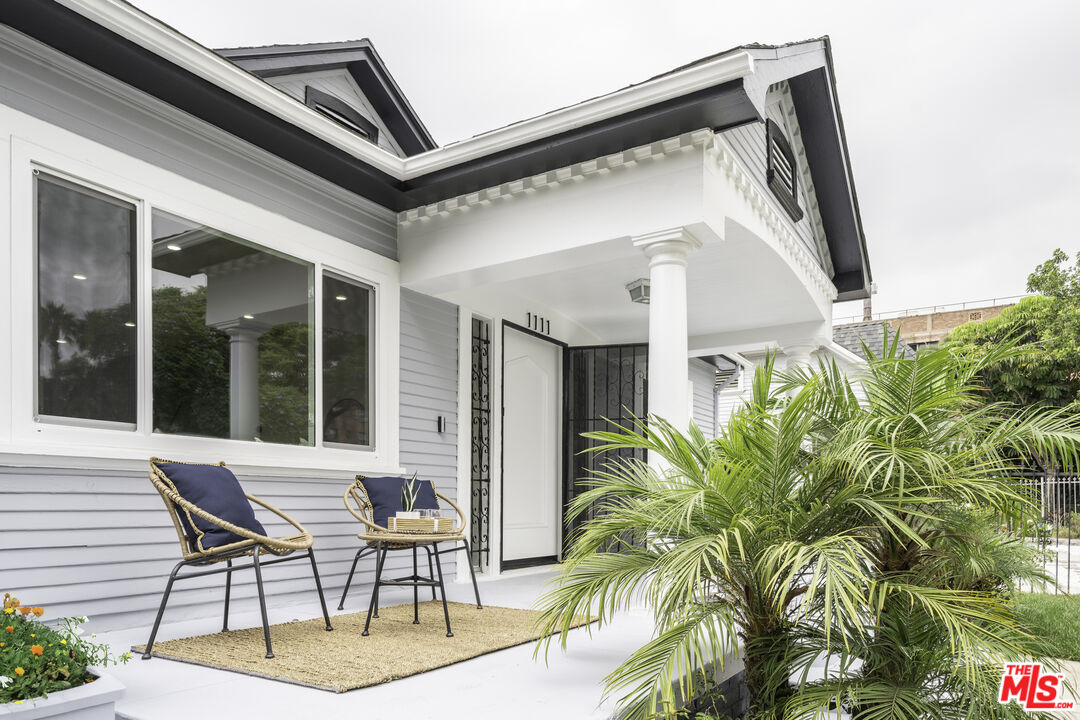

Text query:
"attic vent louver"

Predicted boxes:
[[766, 119, 804, 223]]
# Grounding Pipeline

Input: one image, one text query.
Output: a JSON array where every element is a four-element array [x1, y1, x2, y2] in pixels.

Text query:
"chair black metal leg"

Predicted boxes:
[[424, 545, 436, 600], [462, 540, 483, 609], [222, 558, 233, 632], [338, 546, 367, 611], [252, 546, 274, 658], [142, 560, 184, 659], [412, 545, 420, 624], [431, 542, 453, 638], [308, 548, 333, 631]]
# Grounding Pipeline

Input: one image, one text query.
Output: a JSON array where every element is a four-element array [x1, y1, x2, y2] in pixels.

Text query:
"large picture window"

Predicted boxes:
[[36, 173, 137, 426], [151, 210, 315, 445], [31, 171, 379, 452]]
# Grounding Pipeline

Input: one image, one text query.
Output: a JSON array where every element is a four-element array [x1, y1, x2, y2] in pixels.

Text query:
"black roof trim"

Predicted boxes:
[[217, 40, 436, 156]]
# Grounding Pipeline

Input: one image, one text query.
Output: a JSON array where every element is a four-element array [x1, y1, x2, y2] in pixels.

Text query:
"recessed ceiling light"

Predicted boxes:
[[72, 273, 87, 280], [242, 314, 255, 320], [335, 294, 348, 301], [124, 322, 136, 328], [166, 244, 182, 252]]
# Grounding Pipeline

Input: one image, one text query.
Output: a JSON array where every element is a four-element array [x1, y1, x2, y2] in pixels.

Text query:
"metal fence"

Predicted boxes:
[[1016, 473, 1080, 594]]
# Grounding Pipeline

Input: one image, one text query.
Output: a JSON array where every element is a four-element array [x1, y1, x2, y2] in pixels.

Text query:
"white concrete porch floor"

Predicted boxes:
[[100, 570, 655, 720]]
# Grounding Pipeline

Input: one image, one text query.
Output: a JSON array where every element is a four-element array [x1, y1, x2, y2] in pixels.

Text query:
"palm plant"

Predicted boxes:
[[535, 342, 1080, 720]]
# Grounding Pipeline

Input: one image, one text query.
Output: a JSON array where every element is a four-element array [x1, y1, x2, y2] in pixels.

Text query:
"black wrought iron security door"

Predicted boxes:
[[470, 318, 491, 569], [563, 344, 648, 546]]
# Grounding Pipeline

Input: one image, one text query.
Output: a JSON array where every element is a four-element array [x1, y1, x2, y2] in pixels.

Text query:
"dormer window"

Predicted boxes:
[[766, 119, 803, 222], [304, 86, 379, 144]]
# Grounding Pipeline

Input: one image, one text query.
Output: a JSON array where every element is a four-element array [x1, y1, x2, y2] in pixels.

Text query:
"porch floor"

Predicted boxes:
[[100, 570, 653, 720]]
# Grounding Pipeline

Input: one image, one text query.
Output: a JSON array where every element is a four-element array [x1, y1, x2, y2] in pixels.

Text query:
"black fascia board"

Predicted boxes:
[[787, 67, 870, 300], [0, 0, 404, 208], [400, 80, 758, 208]]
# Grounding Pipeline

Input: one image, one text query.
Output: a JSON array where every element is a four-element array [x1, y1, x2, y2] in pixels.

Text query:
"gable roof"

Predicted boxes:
[[215, 40, 436, 157], [0, 2, 870, 300], [833, 321, 916, 360]]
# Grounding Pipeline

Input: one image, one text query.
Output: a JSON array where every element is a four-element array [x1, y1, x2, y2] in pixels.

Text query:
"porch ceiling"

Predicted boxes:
[[470, 224, 825, 346]]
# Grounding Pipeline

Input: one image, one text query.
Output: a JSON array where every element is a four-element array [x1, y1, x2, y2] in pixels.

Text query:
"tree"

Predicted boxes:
[[945, 249, 1080, 472], [536, 343, 1080, 720]]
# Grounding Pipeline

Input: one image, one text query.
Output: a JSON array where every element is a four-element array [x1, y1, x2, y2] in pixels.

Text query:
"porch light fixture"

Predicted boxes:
[[625, 278, 650, 304]]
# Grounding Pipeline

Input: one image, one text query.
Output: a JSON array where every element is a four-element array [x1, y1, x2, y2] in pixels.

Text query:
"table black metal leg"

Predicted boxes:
[[362, 542, 387, 637], [431, 542, 453, 638]]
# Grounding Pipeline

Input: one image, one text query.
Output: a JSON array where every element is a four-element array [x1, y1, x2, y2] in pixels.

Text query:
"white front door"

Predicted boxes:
[[502, 326, 561, 566]]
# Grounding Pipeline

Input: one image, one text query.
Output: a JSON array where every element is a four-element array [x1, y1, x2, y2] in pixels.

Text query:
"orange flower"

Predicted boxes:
[[4, 626, 12, 633], [18, 607, 31, 615], [14, 667, 24, 676], [31, 607, 43, 617], [30, 645, 43, 656]]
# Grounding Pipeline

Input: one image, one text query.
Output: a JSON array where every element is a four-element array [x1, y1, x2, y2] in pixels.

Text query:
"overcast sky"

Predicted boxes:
[[129, 0, 1080, 321]]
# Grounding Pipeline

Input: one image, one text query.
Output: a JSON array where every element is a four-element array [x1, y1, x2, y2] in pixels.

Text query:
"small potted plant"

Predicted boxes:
[[1, 592, 129, 718], [398, 473, 421, 519]]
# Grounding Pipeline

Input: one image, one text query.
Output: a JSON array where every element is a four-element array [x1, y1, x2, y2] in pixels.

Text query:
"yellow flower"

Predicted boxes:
[[14, 667, 24, 676], [2, 608, 12, 615], [60, 639, 67, 645], [29, 633, 34, 638]]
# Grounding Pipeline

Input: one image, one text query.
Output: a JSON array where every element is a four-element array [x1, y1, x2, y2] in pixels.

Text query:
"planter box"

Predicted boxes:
[[0, 670, 124, 720]]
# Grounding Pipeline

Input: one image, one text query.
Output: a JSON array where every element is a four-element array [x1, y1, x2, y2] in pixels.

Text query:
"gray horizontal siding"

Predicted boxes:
[[0, 27, 397, 259], [720, 92, 826, 272], [689, 358, 716, 438]]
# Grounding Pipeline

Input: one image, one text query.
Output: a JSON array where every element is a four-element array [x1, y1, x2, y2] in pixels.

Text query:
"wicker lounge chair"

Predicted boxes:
[[143, 458, 333, 659], [340, 476, 481, 637]]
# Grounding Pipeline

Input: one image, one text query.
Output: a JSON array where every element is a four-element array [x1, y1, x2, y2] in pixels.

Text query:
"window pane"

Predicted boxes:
[[151, 210, 314, 445], [322, 273, 373, 447], [36, 174, 137, 425]]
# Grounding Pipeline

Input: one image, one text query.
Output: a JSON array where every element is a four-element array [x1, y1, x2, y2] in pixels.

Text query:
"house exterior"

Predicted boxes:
[[836, 298, 1022, 351], [0, 0, 871, 631]]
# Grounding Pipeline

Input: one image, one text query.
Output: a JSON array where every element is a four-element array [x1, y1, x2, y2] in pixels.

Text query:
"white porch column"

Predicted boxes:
[[633, 227, 702, 432], [217, 320, 269, 441], [781, 342, 818, 370]]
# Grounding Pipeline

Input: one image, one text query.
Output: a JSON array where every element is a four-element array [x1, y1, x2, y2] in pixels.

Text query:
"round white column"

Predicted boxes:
[[218, 320, 270, 441], [633, 228, 702, 433]]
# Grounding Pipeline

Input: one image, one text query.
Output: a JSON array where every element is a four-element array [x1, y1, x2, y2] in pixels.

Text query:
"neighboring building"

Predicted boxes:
[[884, 302, 1016, 349], [0, 2, 871, 630]]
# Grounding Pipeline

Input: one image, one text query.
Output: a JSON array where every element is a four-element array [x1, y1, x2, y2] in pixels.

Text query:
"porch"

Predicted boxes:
[[98, 570, 740, 720]]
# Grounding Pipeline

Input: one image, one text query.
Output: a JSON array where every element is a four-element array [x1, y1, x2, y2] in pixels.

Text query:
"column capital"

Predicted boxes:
[[781, 342, 821, 368], [213, 318, 271, 339], [632, 227, 703, 263]]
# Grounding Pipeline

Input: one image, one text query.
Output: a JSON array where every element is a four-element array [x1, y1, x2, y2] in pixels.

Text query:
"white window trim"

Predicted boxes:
[[3, 107, 402, 478]]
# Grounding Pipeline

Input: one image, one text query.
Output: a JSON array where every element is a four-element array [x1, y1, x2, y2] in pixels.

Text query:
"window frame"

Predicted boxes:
[[7, 131, 401, 477], [765, 118, 804, 223]]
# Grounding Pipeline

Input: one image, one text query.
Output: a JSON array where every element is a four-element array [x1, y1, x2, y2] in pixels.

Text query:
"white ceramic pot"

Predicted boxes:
[[0, 670, 124, 719]]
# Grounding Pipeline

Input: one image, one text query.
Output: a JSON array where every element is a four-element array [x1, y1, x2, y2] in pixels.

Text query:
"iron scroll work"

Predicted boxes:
[[469, 318, 491, 569], [563, 344, 648, 547]]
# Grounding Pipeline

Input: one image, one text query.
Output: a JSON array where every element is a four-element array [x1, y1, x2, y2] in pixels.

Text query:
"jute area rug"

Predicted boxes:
[[135, 602, 589, 693]]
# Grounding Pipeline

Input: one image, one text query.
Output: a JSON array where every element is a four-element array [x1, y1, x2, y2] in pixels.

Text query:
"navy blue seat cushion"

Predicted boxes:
[[357, 476, 438, 528], [154, 462, 266, 550]]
